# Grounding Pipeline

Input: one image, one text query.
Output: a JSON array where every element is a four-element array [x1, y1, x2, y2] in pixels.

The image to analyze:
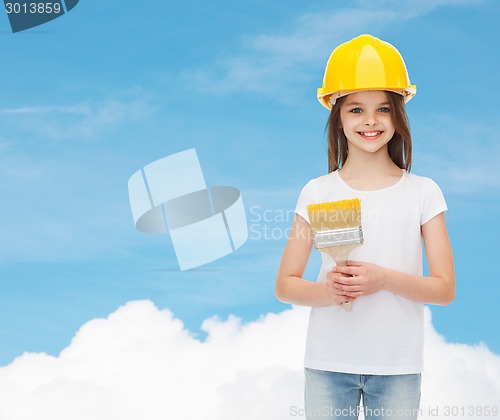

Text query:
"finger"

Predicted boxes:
[[341, 287, 362, 295], [330, 284, 352, 296], [334, 292, 357, 301], [347, 260, 363, 267], [334, 266, 358, 276], [335, 282, 362, 293], [334, 276, 359, 286], [332, 273, 353, 283], [338, 291, 357, 300], [336, 285, 361, 296], [326, 271, 341, 281], [334, 286, 354, 295], [326, 275, 337, 287], [328, 287, 356, 304]]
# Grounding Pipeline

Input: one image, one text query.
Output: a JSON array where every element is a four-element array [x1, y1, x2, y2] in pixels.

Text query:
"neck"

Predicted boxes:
[[340, 147, 401, 178]]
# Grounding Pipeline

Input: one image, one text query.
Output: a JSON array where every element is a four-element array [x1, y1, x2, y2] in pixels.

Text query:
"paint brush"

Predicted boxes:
[[306, 198, 363, 312]]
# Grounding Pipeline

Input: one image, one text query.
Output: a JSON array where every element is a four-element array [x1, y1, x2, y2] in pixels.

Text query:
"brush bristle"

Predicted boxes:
[[306, 198, 361, 232]]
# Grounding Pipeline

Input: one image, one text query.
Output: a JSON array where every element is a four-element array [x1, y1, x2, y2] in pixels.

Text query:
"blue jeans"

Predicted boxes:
[[304, 368, 421, 419]]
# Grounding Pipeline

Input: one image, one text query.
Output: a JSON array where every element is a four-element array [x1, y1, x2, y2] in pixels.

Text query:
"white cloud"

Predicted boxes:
[[187, 0, 483, 99], [422, 310, 500, 412], [0, 300, 498, 420], [0, 147, 137, 263], [0, 91, 158, 263], [413, 115, 500, 193], [187, 8, 390, 99], [353, 0, 485, 15], [0, 94, 156, 140]]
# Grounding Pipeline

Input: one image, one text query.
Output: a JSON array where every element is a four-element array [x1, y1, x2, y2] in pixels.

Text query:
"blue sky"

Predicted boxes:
[[0, 0, 498, 367]]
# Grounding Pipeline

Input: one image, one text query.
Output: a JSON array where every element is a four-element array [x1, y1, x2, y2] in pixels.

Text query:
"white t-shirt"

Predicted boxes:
[[295, 170, 447, 375]]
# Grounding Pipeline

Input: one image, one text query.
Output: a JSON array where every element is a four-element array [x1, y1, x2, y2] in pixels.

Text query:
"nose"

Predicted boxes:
[[363, 111, 379, 126]]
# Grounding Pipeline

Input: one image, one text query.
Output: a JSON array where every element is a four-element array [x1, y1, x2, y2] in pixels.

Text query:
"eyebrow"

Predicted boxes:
[[344, 102, 391, 107]]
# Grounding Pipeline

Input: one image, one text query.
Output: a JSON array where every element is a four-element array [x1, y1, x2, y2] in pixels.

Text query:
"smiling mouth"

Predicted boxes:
[[357, 131, 384, 140], [358, 131, 383, 137]]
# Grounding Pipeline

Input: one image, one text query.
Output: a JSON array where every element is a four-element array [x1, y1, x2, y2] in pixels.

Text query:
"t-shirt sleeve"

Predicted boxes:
[[294, 181, 314, 225], [421, 178, 448, 225]]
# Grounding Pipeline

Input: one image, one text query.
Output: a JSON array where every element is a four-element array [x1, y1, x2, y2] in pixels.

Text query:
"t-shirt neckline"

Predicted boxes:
[[335, 170, 407, 193]]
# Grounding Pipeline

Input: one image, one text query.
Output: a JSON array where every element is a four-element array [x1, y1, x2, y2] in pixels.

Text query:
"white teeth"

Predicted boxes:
[[360, 131, 381, 137]]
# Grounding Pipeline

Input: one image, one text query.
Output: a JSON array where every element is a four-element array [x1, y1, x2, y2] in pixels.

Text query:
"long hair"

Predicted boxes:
[[326, 91, 412, 173]]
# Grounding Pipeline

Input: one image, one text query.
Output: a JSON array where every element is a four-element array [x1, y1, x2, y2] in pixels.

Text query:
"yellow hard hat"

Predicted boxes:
[[317, 34, 416, 110]]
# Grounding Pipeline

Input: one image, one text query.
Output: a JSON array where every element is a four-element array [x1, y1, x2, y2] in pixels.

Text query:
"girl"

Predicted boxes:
[[275, 34, 455, 419]]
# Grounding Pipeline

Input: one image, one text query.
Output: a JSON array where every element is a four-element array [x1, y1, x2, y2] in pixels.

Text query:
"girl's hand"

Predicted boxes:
[[326, 271, 357, 305], [331, 261, 387, 298]]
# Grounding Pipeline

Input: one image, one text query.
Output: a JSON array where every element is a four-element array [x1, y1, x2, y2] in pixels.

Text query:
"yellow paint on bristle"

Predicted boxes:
[[306, 198, 361, 232]]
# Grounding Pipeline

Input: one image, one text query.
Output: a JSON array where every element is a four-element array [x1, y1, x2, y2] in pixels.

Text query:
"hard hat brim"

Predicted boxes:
[[317, 86, 416, 110]]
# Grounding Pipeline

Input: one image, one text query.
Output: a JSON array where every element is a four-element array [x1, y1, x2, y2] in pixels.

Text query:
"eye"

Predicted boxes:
[[349, 107, 363, 114], [379, 107, 390, 113]]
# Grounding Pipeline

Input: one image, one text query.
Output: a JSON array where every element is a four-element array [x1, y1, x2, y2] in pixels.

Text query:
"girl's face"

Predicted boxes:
[[339, 90, 396, 156]]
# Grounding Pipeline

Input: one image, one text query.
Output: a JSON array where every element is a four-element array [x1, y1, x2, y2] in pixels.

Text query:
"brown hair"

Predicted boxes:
[[326, 91, 412, 173]]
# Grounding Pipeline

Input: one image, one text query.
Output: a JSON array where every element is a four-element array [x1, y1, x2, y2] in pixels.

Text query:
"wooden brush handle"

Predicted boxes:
[[338, 258, 352, 312], [323, 244, 362, 312]]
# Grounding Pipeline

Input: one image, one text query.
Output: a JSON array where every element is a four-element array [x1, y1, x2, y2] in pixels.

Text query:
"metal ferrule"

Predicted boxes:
[[313, 226, 364, 249]]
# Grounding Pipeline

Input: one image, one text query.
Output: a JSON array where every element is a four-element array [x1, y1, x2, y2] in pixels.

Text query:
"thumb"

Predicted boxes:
[[347, 260, 363, 267]]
